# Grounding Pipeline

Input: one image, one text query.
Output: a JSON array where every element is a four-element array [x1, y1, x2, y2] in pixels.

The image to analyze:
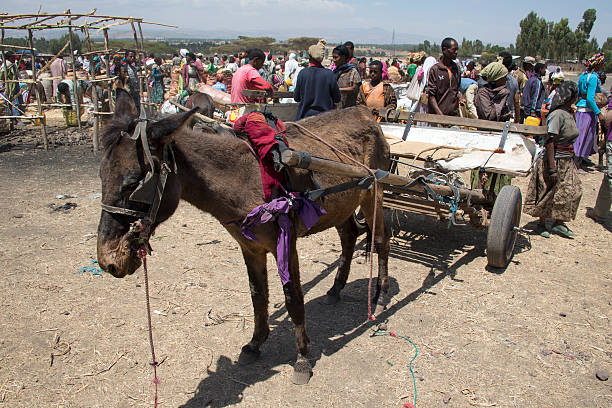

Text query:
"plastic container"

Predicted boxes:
[[63, 109, 80, 127], [524, 116, 541, 126]]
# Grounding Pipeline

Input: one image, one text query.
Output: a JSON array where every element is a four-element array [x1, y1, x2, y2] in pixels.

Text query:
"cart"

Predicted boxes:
[[281, 110, 547, 268]]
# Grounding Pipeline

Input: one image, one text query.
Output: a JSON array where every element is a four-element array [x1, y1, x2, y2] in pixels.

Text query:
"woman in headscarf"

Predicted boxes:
[[524, 81, 582, 238], [332, 45, 361, 108], [474, 61, 510, 122], [411, 56, 437, 116], [574, 52, 606, 171]]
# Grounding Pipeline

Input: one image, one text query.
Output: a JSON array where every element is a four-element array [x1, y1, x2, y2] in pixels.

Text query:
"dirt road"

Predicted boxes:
[[0, 132, 610, 407]]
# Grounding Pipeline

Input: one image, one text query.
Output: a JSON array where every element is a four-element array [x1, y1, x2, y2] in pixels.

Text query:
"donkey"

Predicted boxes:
[[96, 89, 390, 384]]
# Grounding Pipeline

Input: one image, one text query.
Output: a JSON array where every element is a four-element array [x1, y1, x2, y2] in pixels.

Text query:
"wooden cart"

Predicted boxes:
[[282, 109, 547, 268]]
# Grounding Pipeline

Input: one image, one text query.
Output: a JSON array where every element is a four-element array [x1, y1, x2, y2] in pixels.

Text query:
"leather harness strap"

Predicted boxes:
[[101, 109, 175, 226]]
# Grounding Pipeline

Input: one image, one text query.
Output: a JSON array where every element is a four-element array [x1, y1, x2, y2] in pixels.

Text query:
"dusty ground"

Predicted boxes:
[[0, 120, 610, 407]]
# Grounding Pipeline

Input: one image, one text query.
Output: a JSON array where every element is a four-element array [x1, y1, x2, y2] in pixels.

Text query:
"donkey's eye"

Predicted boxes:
[[120, 179, 141, 193]]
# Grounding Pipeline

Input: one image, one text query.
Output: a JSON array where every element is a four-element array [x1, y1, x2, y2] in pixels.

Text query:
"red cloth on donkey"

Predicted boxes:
[[233, 112, 289, 201]]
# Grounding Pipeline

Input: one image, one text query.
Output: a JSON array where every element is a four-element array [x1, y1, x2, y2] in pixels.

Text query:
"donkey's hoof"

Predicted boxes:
[[238, 345, 261, 365], [322, 294, 340, 305], [292, 354, 312, 385]]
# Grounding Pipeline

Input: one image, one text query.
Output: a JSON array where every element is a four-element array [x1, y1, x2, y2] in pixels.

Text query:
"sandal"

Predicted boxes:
[[536, 221, 550, 238], [551, 223, 575, 239]]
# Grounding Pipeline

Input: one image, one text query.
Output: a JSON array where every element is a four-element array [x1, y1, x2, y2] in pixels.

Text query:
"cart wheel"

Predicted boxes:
[[487, 185, 522, 268], [353, 207, 369, 236]]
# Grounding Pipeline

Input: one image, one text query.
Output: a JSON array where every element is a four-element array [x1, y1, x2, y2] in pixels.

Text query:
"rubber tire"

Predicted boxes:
[[486, 185, 522, 268]]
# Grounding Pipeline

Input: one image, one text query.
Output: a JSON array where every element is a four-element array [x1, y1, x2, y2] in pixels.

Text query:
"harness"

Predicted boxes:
[[100, 110, 176, 233]]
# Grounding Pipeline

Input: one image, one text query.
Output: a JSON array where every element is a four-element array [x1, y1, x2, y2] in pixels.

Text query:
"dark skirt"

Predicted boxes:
[[524, 156, 582, 221]]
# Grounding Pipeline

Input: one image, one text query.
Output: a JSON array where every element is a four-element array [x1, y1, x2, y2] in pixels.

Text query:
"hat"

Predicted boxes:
[[307, 39, 326, 63], [480, 61, 508, 83], [523, 56, 536, 65], [196, 52, 203, 57], [585, 52, 605, 68]]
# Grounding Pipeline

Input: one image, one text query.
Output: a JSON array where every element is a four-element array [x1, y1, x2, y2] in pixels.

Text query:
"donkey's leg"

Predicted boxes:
[[281, 236, 312, 385], [360, 191, 391, 318], [238, 246, 269, 365], [325, 216, 359, 305]]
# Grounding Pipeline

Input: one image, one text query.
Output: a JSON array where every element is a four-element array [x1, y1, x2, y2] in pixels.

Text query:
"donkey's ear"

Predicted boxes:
[[114, 88, 137, 118], [147, 107, 200, 148]]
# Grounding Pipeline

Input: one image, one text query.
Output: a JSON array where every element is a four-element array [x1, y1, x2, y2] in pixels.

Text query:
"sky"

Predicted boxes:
[[5, 1, 611, 45]]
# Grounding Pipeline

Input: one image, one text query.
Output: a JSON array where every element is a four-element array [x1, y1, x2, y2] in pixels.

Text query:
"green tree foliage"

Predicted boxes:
[[210, 36, 277, 54], [514, 9, 604, 63], [515, 11, 549, 57], [602, 37, 612, 72], [49, 32, 82, 55], [577, 9, 596, 39], [285, 37, 320, 52]]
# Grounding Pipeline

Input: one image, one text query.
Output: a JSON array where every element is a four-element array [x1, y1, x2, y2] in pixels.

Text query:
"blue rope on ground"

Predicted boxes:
[[78, 259, 103, 277], [371, 329, 418, 407]]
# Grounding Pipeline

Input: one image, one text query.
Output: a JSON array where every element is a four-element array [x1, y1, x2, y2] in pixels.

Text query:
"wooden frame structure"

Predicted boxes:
[[0, 9, 176, 150]]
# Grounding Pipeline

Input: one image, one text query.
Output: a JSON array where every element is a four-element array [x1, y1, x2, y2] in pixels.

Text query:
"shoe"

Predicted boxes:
[[536, 222, 550, 238], [551, 223, 574, 239]]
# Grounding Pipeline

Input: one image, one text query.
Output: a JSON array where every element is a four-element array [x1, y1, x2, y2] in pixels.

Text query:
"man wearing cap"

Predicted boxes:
[[293, 39, 340, 119]]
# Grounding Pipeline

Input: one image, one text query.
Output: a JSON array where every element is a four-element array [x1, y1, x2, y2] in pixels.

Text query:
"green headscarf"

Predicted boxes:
[[480, 61, 508, 83]]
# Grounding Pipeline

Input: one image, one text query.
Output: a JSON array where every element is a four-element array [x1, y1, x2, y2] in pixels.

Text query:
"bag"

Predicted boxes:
[[406, 74, 422, 101]]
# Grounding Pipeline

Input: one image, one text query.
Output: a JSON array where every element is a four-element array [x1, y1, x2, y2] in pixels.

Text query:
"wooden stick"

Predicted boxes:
[[103, 29, 113, 112], [280, 149, 489, 203], [169, 100, 218, 124], [377, 108, 547, 136], [36, 40, 70, 76], [29, 28, 48, 149], [242, 90, 294, 99], [1, 28, 11, 131], [0, 43, 37, 50], [67, 22, 81, 129]]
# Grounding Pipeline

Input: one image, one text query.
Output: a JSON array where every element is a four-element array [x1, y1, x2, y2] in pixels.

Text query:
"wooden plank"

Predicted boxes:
[[242, 90, 294, 99], [377, 108, 547, 136]]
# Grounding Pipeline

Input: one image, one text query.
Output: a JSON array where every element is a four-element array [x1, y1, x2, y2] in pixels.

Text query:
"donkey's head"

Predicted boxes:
[[96, 89, 198, 278]]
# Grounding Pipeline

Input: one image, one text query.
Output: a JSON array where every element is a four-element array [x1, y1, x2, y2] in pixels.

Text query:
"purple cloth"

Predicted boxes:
[[240, 195, 326, 285], [574, 110, 597, 159]]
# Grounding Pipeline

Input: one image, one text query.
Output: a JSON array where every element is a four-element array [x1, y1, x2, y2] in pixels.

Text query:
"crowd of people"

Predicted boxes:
[[1, 38, 610, 232]]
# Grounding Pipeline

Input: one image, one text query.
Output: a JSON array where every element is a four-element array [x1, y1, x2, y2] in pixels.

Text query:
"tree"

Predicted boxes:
[[574, 9, 597, 61], [50, 32, 82, 55], [515, 11, 549, 57], [551, 18, 574, 61], [285, 37, 320, 53], [602, 37, 612, 72], [576, 9, 596, 39], [210, 36, 278, 55]]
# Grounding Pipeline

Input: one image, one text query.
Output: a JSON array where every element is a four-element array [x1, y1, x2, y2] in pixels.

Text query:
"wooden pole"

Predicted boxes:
[[130, 20, 144, 115], [28, 28, 48, 149], [1, 28, 12, 131], [103, 28, 113, 112], [67, 19, 82, 128], [280, 149, 489, 204], [84, 23, 99, 151]]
